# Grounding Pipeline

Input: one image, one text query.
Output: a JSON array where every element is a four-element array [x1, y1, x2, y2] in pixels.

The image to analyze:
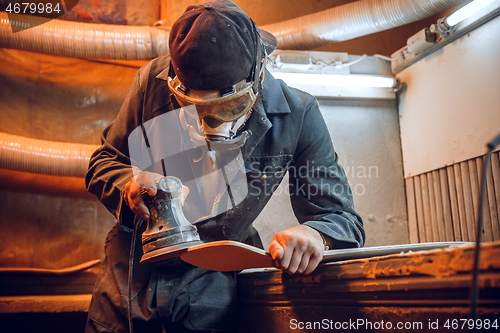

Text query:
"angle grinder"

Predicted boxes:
[[140, 176, 203, 264]]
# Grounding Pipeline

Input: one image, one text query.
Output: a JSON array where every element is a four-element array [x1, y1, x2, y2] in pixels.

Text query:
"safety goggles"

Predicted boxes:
[[168, 76, 257, 122]]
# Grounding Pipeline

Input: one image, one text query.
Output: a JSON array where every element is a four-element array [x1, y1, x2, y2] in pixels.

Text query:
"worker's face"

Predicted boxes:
[[169, 58, 265, 141], [170, 79, 257, 121]]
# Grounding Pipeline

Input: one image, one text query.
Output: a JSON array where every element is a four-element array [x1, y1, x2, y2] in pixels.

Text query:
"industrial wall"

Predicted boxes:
[[396, 13, 500, 243]]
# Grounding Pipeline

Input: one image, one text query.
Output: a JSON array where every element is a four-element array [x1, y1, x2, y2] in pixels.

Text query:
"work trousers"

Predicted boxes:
[[85, 223, 239, 333]]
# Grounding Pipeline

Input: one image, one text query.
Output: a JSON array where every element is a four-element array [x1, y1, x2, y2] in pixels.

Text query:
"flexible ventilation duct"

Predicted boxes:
[[261, 0, 470, 50], [0, 132, 99, 178], [261, 0, 471, 50], [2, 0, 470, 58], [0, 12, 169, 60]]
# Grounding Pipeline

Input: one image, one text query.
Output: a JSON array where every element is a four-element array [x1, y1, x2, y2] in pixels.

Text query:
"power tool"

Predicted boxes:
[[140, 176, 203, 263]]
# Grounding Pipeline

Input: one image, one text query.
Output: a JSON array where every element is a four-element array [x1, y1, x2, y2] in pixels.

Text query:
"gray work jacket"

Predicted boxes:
[[86, 55, 365, 248], [85, 56, 365, 332]]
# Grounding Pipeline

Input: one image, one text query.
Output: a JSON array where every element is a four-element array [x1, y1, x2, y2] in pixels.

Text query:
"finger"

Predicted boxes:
[[285, 249, 304, 275], [277, 242, 295, 271], [180, 185, 190, 206], [123, 189, 130, 208], [132, 204, 150, 221], [123, 178, 134, 208], [129, 187, 150, 220], [268, 239, 284, 262], [295, 242, 319, 274], [142, 173, 158, 197], [296, 253, 310, 275], [302, 251, 323, 275], [269, 231, 297, 270]]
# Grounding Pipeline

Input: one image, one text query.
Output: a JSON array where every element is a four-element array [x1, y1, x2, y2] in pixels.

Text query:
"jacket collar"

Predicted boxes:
[[156, 66, 170, 81], [260, 70, 291, 115]]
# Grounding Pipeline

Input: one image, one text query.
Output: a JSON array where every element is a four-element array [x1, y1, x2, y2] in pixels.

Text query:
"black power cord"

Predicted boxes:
[[129, 218, 142, 333], [470, 132, 500, 333]]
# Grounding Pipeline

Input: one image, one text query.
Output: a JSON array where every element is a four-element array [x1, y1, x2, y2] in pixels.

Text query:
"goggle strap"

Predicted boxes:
[[220, 85, 236, 97], [177, 84, 190, 95], [250, 38, 266, 94], [170, 93, 181, 109]]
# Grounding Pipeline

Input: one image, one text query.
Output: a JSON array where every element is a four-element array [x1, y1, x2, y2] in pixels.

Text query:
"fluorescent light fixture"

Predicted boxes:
[[446, 0, 497, 26], [271, 72, 396, 88]]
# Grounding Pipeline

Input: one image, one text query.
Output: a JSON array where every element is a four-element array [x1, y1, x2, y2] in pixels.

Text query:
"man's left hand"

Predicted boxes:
[[268, 225, 324, 275]]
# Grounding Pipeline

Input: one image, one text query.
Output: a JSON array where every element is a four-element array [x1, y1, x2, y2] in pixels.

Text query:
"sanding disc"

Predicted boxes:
[[141, 240, 203, 264]]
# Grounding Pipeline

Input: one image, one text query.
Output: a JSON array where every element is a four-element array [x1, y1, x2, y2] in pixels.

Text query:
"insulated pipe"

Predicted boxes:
[[261, 0, 471, 50], [0, 132, 99, 178], [1, 0, 469, 57], [0, 12, 169, 60]]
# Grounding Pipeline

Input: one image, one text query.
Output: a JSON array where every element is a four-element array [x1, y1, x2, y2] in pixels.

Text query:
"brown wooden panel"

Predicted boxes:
[[420, 174, 434, 242], [405, 178, 419, 244], [447, 166, 462, 241], [427, 172, 439, 242], [460, 162, 476, 242], [413, 176, 426, 243], [491, 152, 500, 240], [485, 153, 500, 241], [405, 153, 500, 244], [432, 170, 446, 242], [475, 157, 493, 242], [454, 164, 469, 241], [439, 168, 455, 241], [468, 160, 480, 222]]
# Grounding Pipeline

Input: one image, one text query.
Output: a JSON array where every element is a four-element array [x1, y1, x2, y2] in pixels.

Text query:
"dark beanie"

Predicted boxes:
[[169, 0, 277, 90]]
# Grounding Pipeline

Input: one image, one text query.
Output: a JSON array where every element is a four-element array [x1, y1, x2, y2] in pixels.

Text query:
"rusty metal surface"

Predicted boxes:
[[239, 242, 500, 332], [239, 242, 500, 306]]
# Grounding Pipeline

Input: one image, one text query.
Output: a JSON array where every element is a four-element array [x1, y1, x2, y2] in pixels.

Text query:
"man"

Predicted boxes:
[[85, 0, 365, 332]]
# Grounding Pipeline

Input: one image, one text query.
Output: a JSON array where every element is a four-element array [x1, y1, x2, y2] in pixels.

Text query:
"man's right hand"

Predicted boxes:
[[123, 172, 190, 221], [123, 172, 161, 221]]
